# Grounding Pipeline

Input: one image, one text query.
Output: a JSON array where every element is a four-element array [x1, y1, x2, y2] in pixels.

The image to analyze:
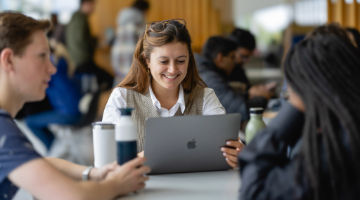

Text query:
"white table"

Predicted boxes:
[[118, 170, 240, 200]]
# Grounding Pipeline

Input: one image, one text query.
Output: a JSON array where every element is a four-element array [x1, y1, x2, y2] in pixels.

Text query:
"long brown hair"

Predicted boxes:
[[118, 19, 207, 102]]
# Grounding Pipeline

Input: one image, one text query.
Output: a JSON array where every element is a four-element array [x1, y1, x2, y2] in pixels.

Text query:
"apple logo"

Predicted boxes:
[[187, 139, 196, 149]]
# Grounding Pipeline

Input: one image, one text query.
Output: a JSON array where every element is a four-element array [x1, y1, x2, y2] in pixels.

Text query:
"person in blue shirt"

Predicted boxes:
[[0, 12, 150, 200]]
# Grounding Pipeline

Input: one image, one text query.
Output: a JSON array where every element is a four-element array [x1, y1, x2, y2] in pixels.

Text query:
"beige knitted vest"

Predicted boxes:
[[126, 86, 205, 152]]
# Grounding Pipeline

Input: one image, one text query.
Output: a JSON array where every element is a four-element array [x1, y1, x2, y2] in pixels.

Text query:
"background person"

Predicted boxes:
[[228, 28, 276, 100], [66, 0, 113, 90], [0, 12, 149, 200], [195, 37, 249, 122], [103, 19, 244, 168], [111, 0, 150, 85]]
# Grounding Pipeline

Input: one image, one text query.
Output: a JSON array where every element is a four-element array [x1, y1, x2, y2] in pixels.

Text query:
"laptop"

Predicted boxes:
[[144, 114, 241, 174]]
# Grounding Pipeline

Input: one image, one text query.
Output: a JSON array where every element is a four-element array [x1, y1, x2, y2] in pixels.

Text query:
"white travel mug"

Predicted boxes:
[[92, 122, 116, 168]]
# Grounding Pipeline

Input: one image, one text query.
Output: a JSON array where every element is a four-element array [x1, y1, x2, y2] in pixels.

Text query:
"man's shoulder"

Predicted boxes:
[[0, 113, 23, 137], [68, 11, 87, 24], [72, 11, 86, 18]]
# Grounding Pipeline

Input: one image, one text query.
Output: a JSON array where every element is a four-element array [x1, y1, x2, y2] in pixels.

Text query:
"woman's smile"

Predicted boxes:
[[147, 42, 189, 91]]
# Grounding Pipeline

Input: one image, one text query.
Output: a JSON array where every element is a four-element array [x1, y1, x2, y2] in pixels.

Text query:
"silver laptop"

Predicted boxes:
[[144, 114, 241, 174]]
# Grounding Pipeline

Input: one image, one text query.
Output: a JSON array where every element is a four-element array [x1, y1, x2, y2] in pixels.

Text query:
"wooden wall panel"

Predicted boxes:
[[335, 0, 345, 24], [90, 0, 223, 72], [327, 0, 333, 22], [210, 9, 221, 37], [184, 0, 194, 39], [192, 0, 202, 49], [328, 0, 360, 30], [176, 0, 186, 19], [201, 0, 211, 45], [148, 0, 162, 22], [355, 1, 360, 28]]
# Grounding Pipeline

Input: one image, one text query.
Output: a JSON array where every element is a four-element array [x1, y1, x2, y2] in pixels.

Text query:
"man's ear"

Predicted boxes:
[[0, 48, 15, 72], [214, 53, 223, 67]]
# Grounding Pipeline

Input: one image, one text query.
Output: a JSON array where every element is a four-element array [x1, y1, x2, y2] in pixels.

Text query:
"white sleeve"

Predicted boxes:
[[102, 87, 127, 123], [202, 88, 226, 115]]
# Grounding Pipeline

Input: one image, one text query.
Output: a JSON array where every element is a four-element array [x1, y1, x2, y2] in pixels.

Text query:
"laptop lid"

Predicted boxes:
[[144, 114, 241, 174]]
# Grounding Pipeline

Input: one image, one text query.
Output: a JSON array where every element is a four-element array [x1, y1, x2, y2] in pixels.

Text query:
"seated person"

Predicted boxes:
[[102, 19, 244, 168], [23, 30, 114, 151], [228, 28, 276, 98], [0, 12, 149, 200], [24, 39, 83, 151], [238, 32, 360, 199], [66, 0, 114, 91], [195, 37, 271, 123]]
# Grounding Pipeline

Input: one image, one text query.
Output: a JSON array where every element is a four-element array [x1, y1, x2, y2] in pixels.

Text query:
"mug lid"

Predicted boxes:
[[92, 122, 115, 129]]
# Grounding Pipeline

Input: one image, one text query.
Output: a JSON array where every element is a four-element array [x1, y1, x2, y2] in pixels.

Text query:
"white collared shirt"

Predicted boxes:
[[102, 85, 226, 123]]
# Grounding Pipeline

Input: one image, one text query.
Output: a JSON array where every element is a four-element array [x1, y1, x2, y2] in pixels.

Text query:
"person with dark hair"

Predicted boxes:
[[195, 37, 249, 121], [229, 28, 256, 66], [229, 28, 275, 102], [111, 0, 150, 85], [238, 27, 360, 199], [196, 36, 272, 129], [228, 28, 255, 85], [307, 23, 351, 41], [104, 19, 244, 168], [66, 0, 114, 90], [280, 23, 354, 104], [0, 12, 149, 200], [346, 28, 360, 48], [132, 0, 150, 11]]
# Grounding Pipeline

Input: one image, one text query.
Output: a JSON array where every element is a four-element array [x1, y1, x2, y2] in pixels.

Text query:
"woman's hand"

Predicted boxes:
[[89, 162, 117, 182], [221, 140, 245, 168]]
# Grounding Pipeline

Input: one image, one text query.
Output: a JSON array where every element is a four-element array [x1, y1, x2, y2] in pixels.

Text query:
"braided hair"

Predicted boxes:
[[284, 35, 360, 199]]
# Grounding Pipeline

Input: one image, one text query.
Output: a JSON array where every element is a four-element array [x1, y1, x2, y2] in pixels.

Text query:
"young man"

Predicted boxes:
[[195, 36, 250, 122], [229, 28, 275, 100], [0, 12, 149, 200], [228, 28, 255, 85]]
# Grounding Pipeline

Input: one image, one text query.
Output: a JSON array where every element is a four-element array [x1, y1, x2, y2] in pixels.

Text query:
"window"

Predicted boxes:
[[0, 0, 79, 24]]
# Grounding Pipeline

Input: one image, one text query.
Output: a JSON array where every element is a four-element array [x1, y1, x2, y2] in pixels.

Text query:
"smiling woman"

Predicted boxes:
[[102, 19, 245, 168]]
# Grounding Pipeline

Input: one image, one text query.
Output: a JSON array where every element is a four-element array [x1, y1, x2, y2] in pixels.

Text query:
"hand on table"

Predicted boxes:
[[89, 150, 146, 182], [221, 140, 245, 168], [106, 157, 151, 196], [89, 161, 117, 181], [248, 84, 273, 100]]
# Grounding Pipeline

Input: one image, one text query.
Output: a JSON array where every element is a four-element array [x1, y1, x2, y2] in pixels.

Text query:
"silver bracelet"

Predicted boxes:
[[82, 166, 94, 181]]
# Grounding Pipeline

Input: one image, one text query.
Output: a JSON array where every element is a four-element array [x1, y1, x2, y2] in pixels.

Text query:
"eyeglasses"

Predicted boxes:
[[144, 19, 186, 39]]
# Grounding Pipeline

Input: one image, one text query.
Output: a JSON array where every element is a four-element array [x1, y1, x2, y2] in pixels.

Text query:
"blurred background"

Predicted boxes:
[[0, 0, 358, 83]]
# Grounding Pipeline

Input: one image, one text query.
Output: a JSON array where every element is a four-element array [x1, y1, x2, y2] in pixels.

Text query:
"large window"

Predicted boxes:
[[234, 0, 327, 52], [0, 0, 79, 24]]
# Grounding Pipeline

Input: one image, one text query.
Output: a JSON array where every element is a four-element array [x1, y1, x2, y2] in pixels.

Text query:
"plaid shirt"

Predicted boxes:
[[111, 8, 145, 85]]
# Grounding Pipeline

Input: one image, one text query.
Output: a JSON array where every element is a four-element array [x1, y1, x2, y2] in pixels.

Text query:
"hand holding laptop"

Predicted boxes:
[[221, 140, 245, 168], [144, 114, 241, 174]]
